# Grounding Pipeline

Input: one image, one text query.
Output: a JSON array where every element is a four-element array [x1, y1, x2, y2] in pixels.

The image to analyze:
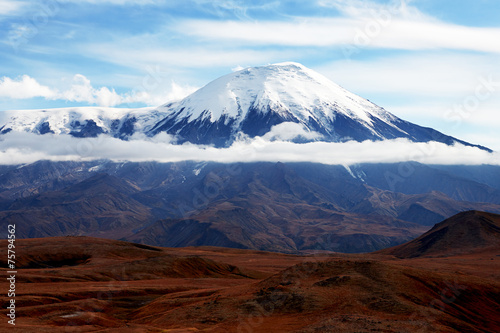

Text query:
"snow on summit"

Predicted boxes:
[[161, 62, 391, 126]]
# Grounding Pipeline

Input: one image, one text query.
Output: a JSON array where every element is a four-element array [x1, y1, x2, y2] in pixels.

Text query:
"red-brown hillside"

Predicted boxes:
[[1, 235, 500, 332], [379, 210, 500, 258]]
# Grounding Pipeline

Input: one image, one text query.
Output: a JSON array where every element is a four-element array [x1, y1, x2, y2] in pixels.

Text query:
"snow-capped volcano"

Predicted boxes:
[[0, 62, 490, 151], [152, 62, 406, 145], [149, 62, 487, 149]]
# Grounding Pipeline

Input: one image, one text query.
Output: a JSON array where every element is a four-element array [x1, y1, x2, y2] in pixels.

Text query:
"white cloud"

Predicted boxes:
[[56, 0, 165, 4], [56, 0, 262, 7], [0, 75, 57, 99], [0, 132, 498, 166], [262, 122, 323, 141], [316, 53, 500, 97], [175, 1, 500, 54], [0, 74, 196, 107], [177, 18, 356, 47], [161, 82, 199, 104], [187, 0, 280, 20], [318, 0, 429, 21], [231, 65, 245, 72], [59, 74, 125, 107], [81, 42, 297, 71], [0, 0, 26, 15]]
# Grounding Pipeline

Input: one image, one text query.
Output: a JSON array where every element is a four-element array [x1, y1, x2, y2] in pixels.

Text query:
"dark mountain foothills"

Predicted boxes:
[[379, 210, 500, 258], [1, 214, 500, 332], [1, 161, 500, 253]]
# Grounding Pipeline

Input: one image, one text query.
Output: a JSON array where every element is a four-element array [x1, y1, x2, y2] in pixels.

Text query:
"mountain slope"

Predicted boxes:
[[125, 163, 500, 253], [380, 210, 500, 258], [2, 161, 500, 253], [0, 174, 155, 239], [354, 163, 500, 204]]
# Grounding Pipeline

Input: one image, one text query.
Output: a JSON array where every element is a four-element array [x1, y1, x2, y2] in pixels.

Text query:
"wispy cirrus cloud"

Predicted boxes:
[[317, 53, 500, 97], [317, 0, 427, 19], [56, 0, 165, 5], [166, 0, 500, 56], [80, 43, 294, 70], [0, 0, 26, 15], [176, 15, 500, 53]]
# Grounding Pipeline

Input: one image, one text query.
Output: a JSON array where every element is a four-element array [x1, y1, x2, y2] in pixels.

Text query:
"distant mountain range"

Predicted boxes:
[[1, 161, 500, 253]]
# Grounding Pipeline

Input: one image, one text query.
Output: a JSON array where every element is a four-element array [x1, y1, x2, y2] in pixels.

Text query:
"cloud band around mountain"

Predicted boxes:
[[0, 131, 498, 166]]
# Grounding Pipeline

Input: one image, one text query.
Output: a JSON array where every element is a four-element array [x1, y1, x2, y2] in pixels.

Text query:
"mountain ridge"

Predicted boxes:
[[3, 161, 500, 253], [379, 210, 500, 258]]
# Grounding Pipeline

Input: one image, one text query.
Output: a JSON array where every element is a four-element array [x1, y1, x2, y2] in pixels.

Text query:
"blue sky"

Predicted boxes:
[[1, 0, 500, 150]]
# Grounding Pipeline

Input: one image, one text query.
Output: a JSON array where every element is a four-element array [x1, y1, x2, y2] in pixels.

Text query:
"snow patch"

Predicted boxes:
[[193, 162, 207, 176], [343, 165, 356, 179], [88, 165, 103, 172]]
